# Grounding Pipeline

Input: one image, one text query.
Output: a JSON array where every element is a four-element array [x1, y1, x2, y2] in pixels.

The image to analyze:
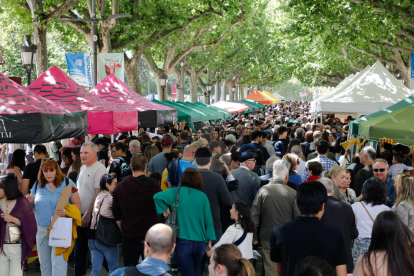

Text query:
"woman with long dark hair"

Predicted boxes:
[[0, 174, 37, 276], [211, 127, 221, 142], [208, 200, 254, 259], [68, 147, 81, 175], [353, 211, 414, 275], [60, 148, 73, 176], [2, 149, 26, 190]]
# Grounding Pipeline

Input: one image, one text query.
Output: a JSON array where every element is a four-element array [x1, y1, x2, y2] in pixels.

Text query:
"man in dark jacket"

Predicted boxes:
[[319, 177, 359, 273], [112, 154, 162, 266], [274, 126, 289, 158]]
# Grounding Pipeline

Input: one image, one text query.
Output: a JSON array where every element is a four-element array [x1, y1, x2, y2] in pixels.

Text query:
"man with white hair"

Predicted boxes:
[[319, 177, 359, 273], [251, 161, 300, 276], [129, 139, 141, 155], [75, 142, 108, 276]]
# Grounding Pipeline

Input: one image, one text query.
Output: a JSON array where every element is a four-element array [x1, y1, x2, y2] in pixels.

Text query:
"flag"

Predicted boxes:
[[171, 82, 177, 98], [65, 53, 93, 87], [98, 53, 125, 82]]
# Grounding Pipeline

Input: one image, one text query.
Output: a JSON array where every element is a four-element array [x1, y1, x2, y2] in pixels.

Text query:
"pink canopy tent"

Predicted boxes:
[[212, 101, 249, 114], [27, 66, 138, 134], [0, 72, 87, 143], [90, 74, 177, 128]]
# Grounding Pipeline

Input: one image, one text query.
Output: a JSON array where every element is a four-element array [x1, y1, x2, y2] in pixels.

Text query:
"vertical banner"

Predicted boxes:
[[98, 53, 125, 82], [411, 53, 414, 89], [171, 82, 177, 98], [65, 53, 92, 87]]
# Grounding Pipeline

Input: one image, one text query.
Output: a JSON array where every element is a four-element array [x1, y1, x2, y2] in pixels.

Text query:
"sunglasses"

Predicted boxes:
[[373, 168, 386, 172], [41, 158, 54, 161]]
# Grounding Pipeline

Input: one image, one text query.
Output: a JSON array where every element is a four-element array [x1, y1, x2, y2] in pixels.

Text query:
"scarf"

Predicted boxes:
[[0, 197, 37, 269]]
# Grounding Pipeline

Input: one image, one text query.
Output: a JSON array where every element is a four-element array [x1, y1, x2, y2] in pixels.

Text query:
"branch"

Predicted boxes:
[[143, 53, 163, 76], [349, 44, 397, 65], [341, 46, 364, 71], [370, 41, 413, 54], [45, 0, 80, 21]]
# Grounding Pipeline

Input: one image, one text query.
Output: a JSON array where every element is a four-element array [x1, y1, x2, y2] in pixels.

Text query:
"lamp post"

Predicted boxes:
[[180, 59, 185, 102], [205, 81, 212, 104], [159, 71, 168, 101], [19, 34, 37, 86]]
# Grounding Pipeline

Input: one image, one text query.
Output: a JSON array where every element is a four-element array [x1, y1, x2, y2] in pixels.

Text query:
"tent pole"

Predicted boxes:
[[85, 136, 88, 143], [111, 134, 114, 143]]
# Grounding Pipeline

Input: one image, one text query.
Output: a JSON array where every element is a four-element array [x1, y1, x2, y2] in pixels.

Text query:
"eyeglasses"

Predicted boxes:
[[373, 168, 386, 172], [41, 158, 54, 161]]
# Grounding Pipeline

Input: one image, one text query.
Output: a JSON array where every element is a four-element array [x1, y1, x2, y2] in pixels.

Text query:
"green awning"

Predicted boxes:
[[193, 102, 232, 118], [164, 101, 206, 122], [358, 104, 414, 146], [349, 95, 414, 135], [242, 99, 266, 110], [152, 100, 192, 122], [182, 102, 222, 120]]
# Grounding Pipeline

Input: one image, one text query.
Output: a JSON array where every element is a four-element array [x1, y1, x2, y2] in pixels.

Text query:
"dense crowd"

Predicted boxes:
[[0, 101, 414, 276]]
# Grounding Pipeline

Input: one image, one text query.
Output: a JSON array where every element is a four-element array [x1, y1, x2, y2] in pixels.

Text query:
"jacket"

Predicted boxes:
[[251, 178, 300, 241], [112, 175, 162, 237], [55, 204, 81, 261]]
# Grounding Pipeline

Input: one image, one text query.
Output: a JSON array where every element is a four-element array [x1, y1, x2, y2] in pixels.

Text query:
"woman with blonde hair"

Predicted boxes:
[[208, 244, 255, 276], [283, 153, 302, 188], [327, 165, 356, 203], [392, 174, 414, 234], [144, 145, 159, 164]]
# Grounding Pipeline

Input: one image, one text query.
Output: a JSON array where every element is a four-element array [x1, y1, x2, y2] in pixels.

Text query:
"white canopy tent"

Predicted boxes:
[[272, 91, 286, 102], [312, 61, 412, 119]]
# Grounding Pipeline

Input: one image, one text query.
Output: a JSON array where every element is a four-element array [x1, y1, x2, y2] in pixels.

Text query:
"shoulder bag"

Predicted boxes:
[[165, 186, 181, 242], [360, 202, 375, 222], [94, 195, 121, 247]]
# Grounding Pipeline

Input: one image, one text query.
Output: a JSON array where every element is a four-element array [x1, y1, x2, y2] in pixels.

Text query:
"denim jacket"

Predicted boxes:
[[110, 257, 170, 276]]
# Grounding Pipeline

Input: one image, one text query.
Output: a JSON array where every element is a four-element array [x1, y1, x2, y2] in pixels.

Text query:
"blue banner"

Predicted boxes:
[[65, 53, 93, 87], [412, 53, 414, 78]]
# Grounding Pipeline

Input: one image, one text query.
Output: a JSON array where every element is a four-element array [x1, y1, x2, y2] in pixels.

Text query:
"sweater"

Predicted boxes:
[[112, 175, 161, 237], [153, 187, 216, 242]]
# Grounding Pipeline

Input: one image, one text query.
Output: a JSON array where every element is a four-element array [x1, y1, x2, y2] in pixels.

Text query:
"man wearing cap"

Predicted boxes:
[[230, 152, 261, 207], [147, 135, 173, 176]]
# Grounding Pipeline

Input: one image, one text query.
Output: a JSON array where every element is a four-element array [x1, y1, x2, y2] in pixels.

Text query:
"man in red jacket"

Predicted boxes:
[[112, 154, 162, 266]]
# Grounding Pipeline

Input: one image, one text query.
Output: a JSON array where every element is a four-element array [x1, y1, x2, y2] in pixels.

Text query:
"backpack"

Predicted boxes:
[[124, 267, 176, 276], [118, 157, 131, 181], [166, 158, 181, 187]]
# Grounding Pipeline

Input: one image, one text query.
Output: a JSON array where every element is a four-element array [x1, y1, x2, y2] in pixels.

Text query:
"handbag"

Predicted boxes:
[[361, 202, 375, 222], [94, 195, 121, 247], [49, 217, 72, 248], [165, 186, 181, 242], [8, 224, 21, 243]]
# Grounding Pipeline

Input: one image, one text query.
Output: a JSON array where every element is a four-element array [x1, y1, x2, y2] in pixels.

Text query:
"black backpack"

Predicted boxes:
[[166, 158, 181, 187]]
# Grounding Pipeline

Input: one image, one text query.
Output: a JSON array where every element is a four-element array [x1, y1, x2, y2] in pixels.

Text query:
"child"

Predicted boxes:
[[389, 153, 413, 179]]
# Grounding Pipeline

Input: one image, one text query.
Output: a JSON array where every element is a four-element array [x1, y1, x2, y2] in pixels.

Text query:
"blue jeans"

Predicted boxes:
[[176, 238, 206, 276], [36, 226, 68, 276], [88, 239, 119, 276], [197, 228, 222, 276]]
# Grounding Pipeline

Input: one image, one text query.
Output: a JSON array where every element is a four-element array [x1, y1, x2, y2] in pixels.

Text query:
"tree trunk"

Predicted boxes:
[[154, 76, 168, 101], [240, 86, 245, 99], [189, 68, 198, 103], [221, 81, 226, 101], [214, 82, 220, 102], [125, 56, 141, 93], [235, 86, 239, 101], [172, 68, 184, 101]]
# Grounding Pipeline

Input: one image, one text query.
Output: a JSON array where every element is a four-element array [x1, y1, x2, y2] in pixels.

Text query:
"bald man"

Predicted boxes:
[[111, 224, 176, 276], [167, 145, 197, 188]]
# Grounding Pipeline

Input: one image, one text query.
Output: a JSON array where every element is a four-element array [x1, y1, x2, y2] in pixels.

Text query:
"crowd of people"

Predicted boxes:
[[0, 101, 414, 276]]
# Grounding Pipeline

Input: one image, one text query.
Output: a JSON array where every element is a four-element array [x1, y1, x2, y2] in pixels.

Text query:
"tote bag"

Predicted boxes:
[[49, 217, 72, 248]]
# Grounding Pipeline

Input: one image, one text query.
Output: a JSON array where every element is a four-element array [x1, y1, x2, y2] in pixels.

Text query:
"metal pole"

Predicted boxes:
[[180, 58, 185, 102], [92, 0, 98, 86], [26, 67, 32, 86]]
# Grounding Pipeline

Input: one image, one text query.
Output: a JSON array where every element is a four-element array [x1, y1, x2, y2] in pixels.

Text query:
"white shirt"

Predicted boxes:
[[297, 158, 306, 180], [77, 162, 107, 214], [212, 224, 253, 259], [352, 202, 390, 238], [265, 141, 276, 157]]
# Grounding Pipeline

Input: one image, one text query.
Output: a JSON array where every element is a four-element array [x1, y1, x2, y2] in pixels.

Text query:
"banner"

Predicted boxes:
[[171, 82, 177, 98], [98, 53, 125, 82], [65, 53, 92, 87]]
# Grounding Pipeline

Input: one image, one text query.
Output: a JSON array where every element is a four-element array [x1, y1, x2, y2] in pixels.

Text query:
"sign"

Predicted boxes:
[[98, 53, 125, 82], [65, 53, 92, 87], [171, 82, 177, 98]]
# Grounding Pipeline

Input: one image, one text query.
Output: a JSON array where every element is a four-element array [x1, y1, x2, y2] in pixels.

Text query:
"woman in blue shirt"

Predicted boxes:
[[27, 159, 81, 276]]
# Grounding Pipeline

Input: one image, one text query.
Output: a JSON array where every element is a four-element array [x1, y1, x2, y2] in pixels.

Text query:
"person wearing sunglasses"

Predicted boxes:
[[356, 159, 397, 208]]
